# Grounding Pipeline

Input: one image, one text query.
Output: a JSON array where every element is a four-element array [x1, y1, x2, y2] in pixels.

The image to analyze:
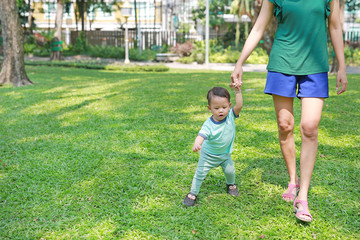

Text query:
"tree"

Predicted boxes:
[[230, 0, 251, 48], [192, 0, 232, 40], [252, 0, 277, 55], [27, 0, 34, 34], [0, 0, 33, 86], [16, 0, 35, 33], [72, 0, 117, 51], [346, 0, 360, 24], [231, 0, 277, 54], [50, 0, 65, 60], [54, 0, 64, 41], [73, 0, 116, 33]]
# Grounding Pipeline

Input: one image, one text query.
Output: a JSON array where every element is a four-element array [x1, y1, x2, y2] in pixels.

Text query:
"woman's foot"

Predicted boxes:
[[293, 199, 312, 222], [282, 180, 300, 202]]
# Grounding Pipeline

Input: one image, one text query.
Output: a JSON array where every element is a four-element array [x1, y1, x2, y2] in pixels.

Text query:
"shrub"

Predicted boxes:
[[192, 50, 205, 64], [33, 48, 51, 57], [24, 60, 169, 72], [24, 34, 36, 44], [245, 47, 269, 64], [24, 43, 37, 54], [176, 56, 194, 64], [209, 52, 229, 63], [176, 44, 268, 64], [129, 49, 156, 61], [86, 46, 156, 61], [170, 41, 194, 57], [344, 46, 353, 65], [72, 34, 89, 54], [88, 45, 124, 59], [160, 44, 170, 53], [105, 64, 169, 72], [209, 46, 241, 63], [351, 48, 360, 65]]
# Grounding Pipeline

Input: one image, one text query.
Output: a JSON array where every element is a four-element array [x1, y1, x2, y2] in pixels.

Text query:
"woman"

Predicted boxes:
[[231, 0, 347, 222]]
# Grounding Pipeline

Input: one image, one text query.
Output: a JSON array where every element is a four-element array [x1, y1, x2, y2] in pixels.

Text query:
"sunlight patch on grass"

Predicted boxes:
[[318, 129, 360, 147], [322, 111, 337, 120], [121, 229, 158, 239], [133, 196, 168, 211], [192, 113, 209, 122], [44, 218, 116, 239], [60, 75, 96, 82], [181, 105, 206, 113], [22, 101, 56, 115], [22, 96, 101, 116], [0, 172, 8, 180], [246, 106, 273, 111], [42, 86, 69, 94], [246, 122, 277, 133], [311, 185, 331, 197], [75, 179, 96, 191], [243, 168, 264, 184], [88, 218, 116, 238], [57, 111, 89, 127], [162, 87, 184, 94], [4, 91, 23, 99]]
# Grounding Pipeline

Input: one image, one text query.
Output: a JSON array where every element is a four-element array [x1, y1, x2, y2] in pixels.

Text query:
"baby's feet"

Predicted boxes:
[[227, 184, 239, 197], [183, 193, 197, 207]]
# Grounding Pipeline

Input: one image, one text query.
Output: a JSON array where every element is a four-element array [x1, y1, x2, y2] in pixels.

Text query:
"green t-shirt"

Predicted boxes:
[[267, 0, 332, 75], [198, 108, 239, 155]]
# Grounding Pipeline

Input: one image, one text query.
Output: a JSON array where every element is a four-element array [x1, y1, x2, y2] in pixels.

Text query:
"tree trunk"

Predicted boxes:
[[52, 0, 64, 61], [235, 21, 240, 48], [55, 0, 64, 40], [244, 0, 249, 39], [0, 0, 33, 86], [233, 0, 244, 49], [78, 0, 85, 32], [28, 0, 33, 34], [74, 2, 79, 32]]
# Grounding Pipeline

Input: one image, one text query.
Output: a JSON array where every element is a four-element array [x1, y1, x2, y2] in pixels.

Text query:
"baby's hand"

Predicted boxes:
[[192, 144, 202, 152], [229, 81, 242, 91]]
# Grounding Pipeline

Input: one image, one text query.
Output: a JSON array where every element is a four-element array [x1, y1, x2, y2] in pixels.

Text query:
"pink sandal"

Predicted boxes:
[[293, 199, 313, 222], [281, 183, 300, 201]]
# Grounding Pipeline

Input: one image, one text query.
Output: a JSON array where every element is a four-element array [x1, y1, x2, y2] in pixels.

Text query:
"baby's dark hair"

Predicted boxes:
[[207, 87, 230, 105]]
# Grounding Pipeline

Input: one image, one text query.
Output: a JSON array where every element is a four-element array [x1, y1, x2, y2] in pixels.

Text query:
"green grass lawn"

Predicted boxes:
[[0, 66, 359, 239]]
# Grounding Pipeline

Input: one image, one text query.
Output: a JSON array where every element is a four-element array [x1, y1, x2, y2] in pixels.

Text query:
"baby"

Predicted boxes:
[[183, 84, 243, 207]]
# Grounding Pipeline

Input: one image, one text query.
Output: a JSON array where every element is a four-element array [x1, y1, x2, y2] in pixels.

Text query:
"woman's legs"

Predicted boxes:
[[272, 95, 299, 201], [295, 97, 324, 221]]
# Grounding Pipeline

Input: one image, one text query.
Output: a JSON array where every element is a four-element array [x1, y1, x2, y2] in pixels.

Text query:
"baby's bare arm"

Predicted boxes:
[[192, 135, 205, 152], [229, 83, 243, 116]]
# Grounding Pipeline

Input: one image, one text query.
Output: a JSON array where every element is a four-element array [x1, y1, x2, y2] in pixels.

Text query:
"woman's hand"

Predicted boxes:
[[336, 69, 348, 95], [230, 63, 243, 87]]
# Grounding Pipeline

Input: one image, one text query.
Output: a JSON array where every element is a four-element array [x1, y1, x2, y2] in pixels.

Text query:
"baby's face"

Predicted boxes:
[[208, 96, 231, 122]]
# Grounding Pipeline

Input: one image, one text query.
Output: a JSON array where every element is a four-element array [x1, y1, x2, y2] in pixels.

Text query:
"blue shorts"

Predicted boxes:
[[264, 71, 329, 98]]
